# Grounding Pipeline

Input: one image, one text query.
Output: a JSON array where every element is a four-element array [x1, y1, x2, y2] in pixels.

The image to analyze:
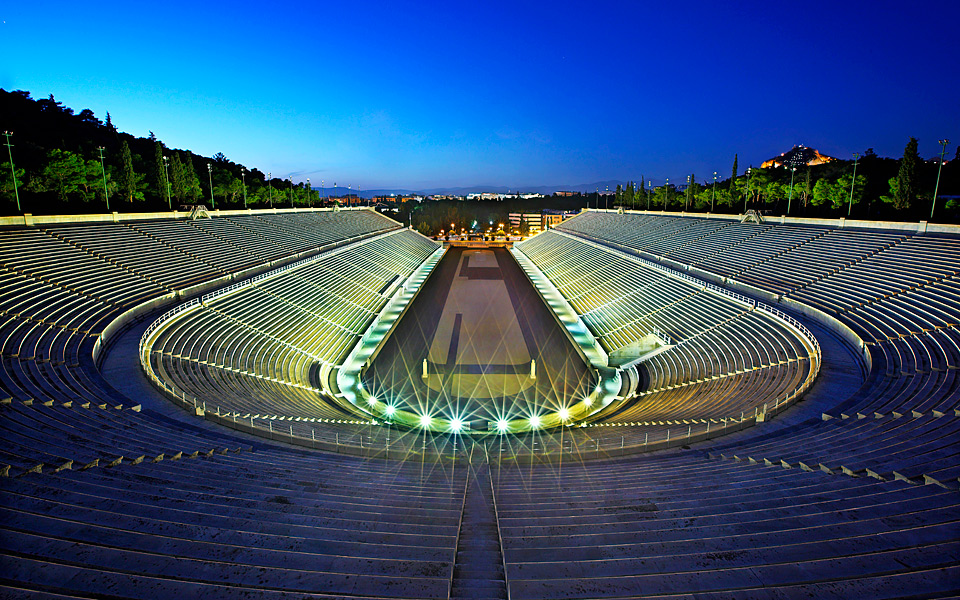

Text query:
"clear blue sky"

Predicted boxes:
[[2, 1, 958, 189]]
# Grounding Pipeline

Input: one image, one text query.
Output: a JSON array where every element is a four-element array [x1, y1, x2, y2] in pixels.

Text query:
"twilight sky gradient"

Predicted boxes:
[[2, 1, 958, 189]]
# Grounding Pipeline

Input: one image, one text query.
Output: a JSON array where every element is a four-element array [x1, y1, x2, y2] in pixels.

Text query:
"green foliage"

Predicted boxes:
[[39, 149, 85, 202], [883, 137, 919, 210], [812, 173, 866, 210], [153, 139, 169, 206], [116, 141, 145, 202], [729, 154, 739, 201], [181, 153, 202, 202], [1, 162, 25, 202], [170, 153, 187, 202]]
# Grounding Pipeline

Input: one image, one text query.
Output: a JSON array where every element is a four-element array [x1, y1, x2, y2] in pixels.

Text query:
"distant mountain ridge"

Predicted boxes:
[[335, 180, 635, 199]]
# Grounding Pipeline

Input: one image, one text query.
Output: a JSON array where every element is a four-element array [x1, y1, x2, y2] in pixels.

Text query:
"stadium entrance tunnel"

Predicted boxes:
[[339, 246, 627, 434]]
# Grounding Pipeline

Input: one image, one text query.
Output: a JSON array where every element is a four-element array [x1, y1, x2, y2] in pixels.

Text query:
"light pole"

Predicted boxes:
[[241, 167, 247, 206], [321, 180, 325, 202], [931, 139, 950, 220], [3, 131, 21, 212], [207, 163, 215, 209], [306, 178, 311, 206], [97, 146, 109, 211], [605, 185, 609, 210], [268, 172, 273, 207], [743, 174, 749, 213], [647, 180, 652, 211], [685, 175, 691, 211], [163, 155, 172, 210], [711, 172, 717, 212], [847, 153, 859, 217], [665, 179, 669, 209], [787, 167, 796, 216]]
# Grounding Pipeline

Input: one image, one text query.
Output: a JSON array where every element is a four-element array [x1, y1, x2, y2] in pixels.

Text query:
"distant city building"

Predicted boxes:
[[761, 144, 836, 169], [509, 209, 576, 234], [465, 192, 545, 200], [508, 212, 542, 234], [542, 210, 576, 229], [555, 190, 579, 197], [337, 194, 363, 206]]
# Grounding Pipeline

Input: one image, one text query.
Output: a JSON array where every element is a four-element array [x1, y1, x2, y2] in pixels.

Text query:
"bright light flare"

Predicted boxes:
[[529, 415, 541, 429]]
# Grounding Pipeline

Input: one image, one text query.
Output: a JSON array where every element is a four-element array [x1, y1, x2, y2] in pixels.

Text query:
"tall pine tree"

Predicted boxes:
[[170, 153, 187, 202], [729, 154, 739, 204], [893, 137, 919, 210], [181, 153, 201, 202], [117, 140, 142, 202], [152, 136, 168, 205]]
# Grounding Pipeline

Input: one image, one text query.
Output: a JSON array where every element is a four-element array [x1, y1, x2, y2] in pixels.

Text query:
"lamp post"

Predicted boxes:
[[97, 146, 109, 211], [685, 174, 691, 212], [931, 139, 950, 220], [163, 155, 172, 210], [241, 167, 247, 206], [605, 185, 609, 210], [847, 153, 858, 217], [3, 131, 21, 212], [787, 167, 796, 216], [306, 178, 311, 206], [743, 175, 749, 213], [267, 172, 273, 207], [207, 163, 215, 209], [665, 179, 669, 209], [711, 172, 717, 213], [647, 180, 651, 211]]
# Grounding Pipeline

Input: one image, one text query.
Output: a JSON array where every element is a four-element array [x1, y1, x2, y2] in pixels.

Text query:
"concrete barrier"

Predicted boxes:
[[596, 208, 960, 236], [0, 205, 374, 228]]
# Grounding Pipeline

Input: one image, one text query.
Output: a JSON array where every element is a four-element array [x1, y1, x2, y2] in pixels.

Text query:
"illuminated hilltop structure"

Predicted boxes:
[[761, 144, 837, 169]]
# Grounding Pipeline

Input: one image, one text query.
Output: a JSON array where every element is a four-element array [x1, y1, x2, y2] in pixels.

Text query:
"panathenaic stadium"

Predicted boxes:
[[1, 206, 958, 599]]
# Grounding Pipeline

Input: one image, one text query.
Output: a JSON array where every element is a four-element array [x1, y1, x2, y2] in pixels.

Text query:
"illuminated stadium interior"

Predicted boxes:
[[2, 206, 959, 598]]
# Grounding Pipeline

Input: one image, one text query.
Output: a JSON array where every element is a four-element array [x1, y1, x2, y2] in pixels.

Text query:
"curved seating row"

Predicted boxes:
[[147, 229, 441, 432], [516, 229, 816, 438], [553, 210, 960, 488], [492, 450, 959, 599]]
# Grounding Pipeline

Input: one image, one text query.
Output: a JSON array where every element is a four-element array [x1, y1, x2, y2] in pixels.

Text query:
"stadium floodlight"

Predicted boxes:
[[931, 139, 950, 220], [449, 418, 464, 433], [847, 153, 859, 217], [384, 404, 396, 417], [496, 419, 509, 433], [558, 408, 570, 421], [2, 131, 20, 212], [419, 414, 432, 428], [529, 415, 541, 429], [787, 167, 796, 216], [366, 396, 377, 407], [207, 163, 216, 209], [96, 147, 109, 211], [163, 156, 172, 209], [712, 172, 718, 212], [583, 397, 593, 407]]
